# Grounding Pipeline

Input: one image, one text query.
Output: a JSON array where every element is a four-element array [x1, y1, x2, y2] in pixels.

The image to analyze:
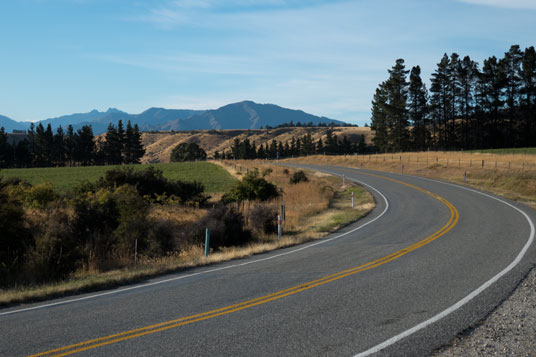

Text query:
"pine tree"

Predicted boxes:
[[501, 45, 523, 146], [65, 125, 75, 166], [521, 46, 536, 145], [371, 83, 389, 152], [479, 56, 505, 148], [408, 66, 429, 150], [0, 127, 13, 168], [430, 54, 452, 149], [75, 125, 95, 166], [316, 138, 324, 154], [53, 126, 66, 166], [457, 56, 479, 148], [385, 59, 410, 151]]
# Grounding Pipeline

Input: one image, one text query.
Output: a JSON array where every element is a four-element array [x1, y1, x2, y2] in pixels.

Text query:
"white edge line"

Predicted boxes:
[[0, 170, 388, 317], [354, 171, 536, 357]]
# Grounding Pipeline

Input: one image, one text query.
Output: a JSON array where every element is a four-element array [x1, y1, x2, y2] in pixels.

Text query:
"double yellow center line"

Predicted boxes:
[[29, 170, 459, 357]]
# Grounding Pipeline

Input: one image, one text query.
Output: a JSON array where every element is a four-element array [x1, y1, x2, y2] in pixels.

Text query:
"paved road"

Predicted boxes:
[[1, 165, 535, 356]]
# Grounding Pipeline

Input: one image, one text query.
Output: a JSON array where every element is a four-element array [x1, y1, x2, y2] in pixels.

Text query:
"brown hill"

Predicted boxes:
[[141, 127, 372, 163]]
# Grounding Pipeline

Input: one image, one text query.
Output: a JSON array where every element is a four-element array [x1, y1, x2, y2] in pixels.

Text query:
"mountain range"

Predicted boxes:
[[1, 101, 346, 134]]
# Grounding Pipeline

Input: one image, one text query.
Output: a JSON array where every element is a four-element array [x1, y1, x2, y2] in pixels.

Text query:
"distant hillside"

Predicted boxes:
[[0, 101, 346, 134], [0, 115, 28, 132], [141, 126, 371, 163]]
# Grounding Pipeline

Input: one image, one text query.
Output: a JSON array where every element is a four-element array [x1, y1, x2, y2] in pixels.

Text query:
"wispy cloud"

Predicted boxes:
[[457, 0, 536, 9]]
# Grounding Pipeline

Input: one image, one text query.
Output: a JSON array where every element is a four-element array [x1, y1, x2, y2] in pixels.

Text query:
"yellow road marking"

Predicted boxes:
[[28, 170, 459, 357]]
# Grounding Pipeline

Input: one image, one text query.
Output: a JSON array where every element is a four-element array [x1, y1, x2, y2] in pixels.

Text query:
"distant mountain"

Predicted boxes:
[[1, 101, 346, 134], [179, 101, 343, 130], [40, 108, 125, 129], [0, 115, 28, 132]]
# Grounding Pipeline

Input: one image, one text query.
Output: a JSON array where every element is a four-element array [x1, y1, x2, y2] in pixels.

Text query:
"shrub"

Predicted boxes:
[[247, 204, 278, 234], [289, 171, 308, 184], [190, 206, 251, 250], [72, 185, 150, 268], [222, 169, 279, 203], [26, 210, 80, 281], [170, 142, 207, 162], [24, 182, 59, 209], [77, 167, 208, 205], [0, 187, 32, 283]]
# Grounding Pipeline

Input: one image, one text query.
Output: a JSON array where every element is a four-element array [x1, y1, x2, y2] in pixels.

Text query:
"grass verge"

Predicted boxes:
[[285, 153, 536, 209]]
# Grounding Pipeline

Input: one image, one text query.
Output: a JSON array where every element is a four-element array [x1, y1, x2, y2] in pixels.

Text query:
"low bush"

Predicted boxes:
[[190, 205, 252, 250], [0, 187, 32, 284], [247, 204, 278, 234], [222, 169, 279, 203], [87, 167, 208, 205], [289, 170, 308, 184], [25, 210, 80, 282], [24, 182, 59, 209]]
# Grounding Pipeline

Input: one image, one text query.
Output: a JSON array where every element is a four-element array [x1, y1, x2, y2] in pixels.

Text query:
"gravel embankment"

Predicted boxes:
[[434, 268, 536, 356]]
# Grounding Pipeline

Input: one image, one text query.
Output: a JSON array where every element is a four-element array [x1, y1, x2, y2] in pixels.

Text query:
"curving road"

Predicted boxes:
[[1, 165, 535, 356]]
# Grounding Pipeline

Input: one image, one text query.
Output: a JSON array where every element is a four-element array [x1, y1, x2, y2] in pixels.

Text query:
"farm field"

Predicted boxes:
[[466, 147, 536, 155], [0, 162, 237, 193]]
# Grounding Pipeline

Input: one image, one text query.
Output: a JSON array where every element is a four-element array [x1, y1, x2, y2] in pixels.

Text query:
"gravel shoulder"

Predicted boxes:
[[434, 267, 536, 356]]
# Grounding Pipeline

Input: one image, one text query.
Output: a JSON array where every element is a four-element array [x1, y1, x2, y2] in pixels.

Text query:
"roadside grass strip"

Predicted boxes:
[[28, 170, 459, 357]]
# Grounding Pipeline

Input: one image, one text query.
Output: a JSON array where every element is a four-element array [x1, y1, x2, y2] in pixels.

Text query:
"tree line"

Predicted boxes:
[[214, 128, 368, 160], [0, 120, 145, 168], [371, 44, 536, 152]]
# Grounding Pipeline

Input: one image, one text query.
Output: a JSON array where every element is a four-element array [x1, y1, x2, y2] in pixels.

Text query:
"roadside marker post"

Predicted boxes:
[[134, 239, 138, 265], [277, 215, 282, 242], [464, 171, 467, 183], [204, 228, 210, 257], [352, 191, 355, 208], [281, 203, 286, 221], [343, 174, 346, 185]]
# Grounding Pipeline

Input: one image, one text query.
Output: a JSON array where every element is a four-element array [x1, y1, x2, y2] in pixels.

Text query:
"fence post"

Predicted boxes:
[[281, 203, 286, 221], [277, 215, 282, 241], [402, 164, 404, 175], [481, 160, 484, 168], [464, 171, 466, 183], [343, 174, 346, 185], [134, 239, 138, 265], [352, 191, 355, 208], [204, 228, 210, 257]]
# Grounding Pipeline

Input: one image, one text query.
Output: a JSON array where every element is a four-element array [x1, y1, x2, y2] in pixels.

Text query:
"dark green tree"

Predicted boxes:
[[371, 82, 390, 151], [170, 142, 207, 162], [408, 66, 429, 150]]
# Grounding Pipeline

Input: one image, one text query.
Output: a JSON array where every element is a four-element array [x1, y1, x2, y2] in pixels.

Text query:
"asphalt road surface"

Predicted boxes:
[[1, 165, 535, 357]]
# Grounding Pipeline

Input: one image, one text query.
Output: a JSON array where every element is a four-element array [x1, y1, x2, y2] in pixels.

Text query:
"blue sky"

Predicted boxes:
[[0, 0, 535, 125]]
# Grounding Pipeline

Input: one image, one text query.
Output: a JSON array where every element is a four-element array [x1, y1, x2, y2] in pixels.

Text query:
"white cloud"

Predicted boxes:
[[457, 0, 536, 9]]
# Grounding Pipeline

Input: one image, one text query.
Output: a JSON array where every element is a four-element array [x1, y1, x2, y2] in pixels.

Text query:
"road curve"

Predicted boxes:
[[1, 165, 535, 356]]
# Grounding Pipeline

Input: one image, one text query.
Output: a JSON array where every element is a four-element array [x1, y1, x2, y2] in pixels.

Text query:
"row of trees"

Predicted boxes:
[[0, 120, 145, 168], [371, 44, 536, 152], [215, 130, 368, 160], [262, 121, 358, 129]]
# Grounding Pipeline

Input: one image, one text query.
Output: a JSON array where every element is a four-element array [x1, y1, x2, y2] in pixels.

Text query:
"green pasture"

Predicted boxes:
[[0, 162, 236, 193], [467, 147, 536, 155]]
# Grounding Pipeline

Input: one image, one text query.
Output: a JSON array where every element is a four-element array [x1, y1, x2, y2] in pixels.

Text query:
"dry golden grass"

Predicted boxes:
[[287, 152, 536, 208]]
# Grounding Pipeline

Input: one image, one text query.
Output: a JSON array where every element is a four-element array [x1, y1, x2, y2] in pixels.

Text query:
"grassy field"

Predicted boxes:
[[0, 162, 237, 193], [466, 147, 536, 155]]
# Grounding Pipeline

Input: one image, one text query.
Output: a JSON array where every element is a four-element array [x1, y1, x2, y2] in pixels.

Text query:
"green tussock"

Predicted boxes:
[[0, 162, 236, 193]]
